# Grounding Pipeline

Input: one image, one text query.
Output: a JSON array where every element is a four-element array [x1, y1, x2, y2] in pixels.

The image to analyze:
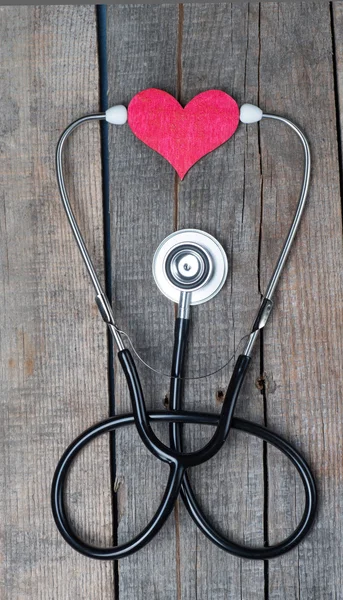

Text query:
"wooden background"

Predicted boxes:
[[1, 3, 343, 599]]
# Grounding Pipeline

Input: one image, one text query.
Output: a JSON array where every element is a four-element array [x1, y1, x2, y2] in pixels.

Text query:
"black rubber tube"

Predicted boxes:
[[51, 420, 184, 560], [179, 421, 317, 559], [119, 347, 251, 468], [52, 330, 317, 561], [168, 318, 317, 560], [51, 411, 317, 560]]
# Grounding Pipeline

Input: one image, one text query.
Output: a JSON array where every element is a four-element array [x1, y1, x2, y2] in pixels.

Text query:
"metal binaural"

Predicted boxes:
[[55, 113, 125, 351], [56, 112, 310, 358], [262, 114, 311, 301], [243, 113, 311, 357]]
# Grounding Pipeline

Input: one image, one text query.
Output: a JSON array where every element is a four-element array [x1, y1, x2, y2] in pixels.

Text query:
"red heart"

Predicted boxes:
[[128, 88, 240, 179]]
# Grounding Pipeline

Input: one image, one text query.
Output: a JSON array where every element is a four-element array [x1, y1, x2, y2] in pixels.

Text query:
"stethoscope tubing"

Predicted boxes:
[[51, 406, 317, 560], [52, 321, 317, 561], [120, 343, 251, 468], [168, 317, 317, 559]]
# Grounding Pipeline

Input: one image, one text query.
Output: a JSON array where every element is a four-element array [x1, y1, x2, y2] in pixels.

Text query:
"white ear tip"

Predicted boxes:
[[105, 105, 127, 125], [240, 103, 263, 124]]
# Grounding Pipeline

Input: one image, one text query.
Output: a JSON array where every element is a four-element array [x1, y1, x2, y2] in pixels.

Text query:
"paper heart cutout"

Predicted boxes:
[[128, 88, 240, 179]]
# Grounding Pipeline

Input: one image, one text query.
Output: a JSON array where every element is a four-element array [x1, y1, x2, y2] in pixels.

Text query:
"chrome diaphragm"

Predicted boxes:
[[152, 229, 228, 305]]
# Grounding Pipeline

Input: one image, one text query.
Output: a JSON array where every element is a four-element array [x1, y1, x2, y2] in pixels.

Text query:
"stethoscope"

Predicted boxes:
[[52, 99, 317, 561]]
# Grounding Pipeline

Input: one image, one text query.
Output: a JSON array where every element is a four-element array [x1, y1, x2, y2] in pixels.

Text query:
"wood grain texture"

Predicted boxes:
[[107, 5, 180, 599], [0, 6, 114, 599], [3, 3, 343, 599], [176, 4, 264, 599], [259, 3, 343, 599], [108, 3, 265, 599]]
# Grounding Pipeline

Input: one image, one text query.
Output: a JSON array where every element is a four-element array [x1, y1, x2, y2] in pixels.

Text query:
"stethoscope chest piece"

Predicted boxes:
[[152, 228, 228, 305]]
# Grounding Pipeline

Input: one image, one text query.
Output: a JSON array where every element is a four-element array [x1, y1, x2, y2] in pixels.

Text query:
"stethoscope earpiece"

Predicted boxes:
[[239, 103, 263, 124], [105, 104, 128, 125]]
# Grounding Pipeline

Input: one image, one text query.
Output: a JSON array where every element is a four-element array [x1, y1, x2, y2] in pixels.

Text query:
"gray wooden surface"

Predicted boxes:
[[2, 3, 343, 599], [0, 6, 114, 600], [260, 4, 343, 598]]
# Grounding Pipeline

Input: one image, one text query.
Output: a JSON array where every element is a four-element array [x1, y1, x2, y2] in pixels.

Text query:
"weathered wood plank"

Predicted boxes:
[[108, 3, 267, 599], [176, 4, 265, 599], [109, 2, 343, 598], [0, 6, 114, 599], [258, 3, 343, 598], [107, 5, 180, 599]]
